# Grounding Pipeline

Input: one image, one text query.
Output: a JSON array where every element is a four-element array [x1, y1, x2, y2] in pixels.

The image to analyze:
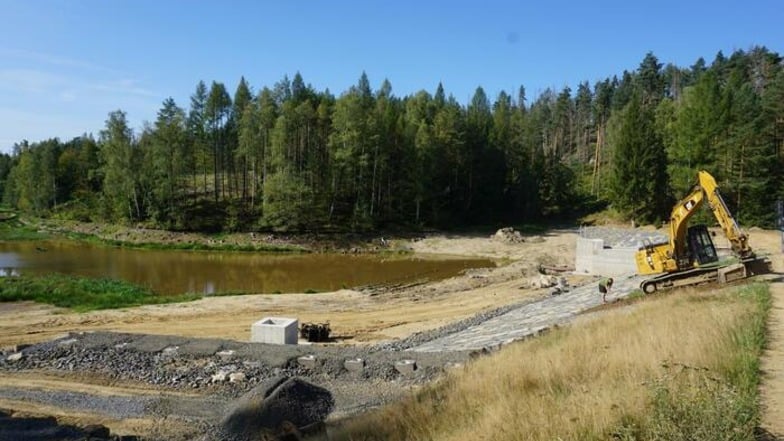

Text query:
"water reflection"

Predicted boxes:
[[0, 241, 494, 295]]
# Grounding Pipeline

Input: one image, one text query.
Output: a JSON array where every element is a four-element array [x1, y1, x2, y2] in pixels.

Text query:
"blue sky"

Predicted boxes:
[[0, 0, 781, 152]]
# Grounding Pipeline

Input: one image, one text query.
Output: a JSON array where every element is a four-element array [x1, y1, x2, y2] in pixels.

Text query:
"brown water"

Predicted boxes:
[[0, 241, 493, 295]]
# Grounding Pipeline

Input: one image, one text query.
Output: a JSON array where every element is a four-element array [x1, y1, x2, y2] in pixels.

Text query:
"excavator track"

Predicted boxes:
[[640, 257, 769, 294], [640, 265, 721, 294]]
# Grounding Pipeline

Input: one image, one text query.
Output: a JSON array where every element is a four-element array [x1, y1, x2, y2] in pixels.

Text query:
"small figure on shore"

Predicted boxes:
[[599, 277, 613, 303]]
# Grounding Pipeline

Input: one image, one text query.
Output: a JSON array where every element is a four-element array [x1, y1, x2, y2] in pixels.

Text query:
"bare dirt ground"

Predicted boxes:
[[0, 230, 578, 349], [759, 229, 784, 438], [0, 228, 581, 439], [1, 226, 781, 440]]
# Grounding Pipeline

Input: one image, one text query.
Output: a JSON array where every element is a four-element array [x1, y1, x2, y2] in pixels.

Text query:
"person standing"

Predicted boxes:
[[599, 277, 613, 303]]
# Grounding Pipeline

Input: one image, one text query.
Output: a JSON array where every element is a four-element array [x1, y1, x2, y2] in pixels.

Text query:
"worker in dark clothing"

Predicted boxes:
[[599, 277, 613, 303]]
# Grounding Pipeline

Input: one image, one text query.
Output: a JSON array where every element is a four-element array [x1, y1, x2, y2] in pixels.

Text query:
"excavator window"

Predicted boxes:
[[687, 225, 718, 265]]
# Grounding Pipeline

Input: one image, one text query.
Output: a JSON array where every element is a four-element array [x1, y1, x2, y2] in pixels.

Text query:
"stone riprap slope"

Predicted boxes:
[[578, 226, 667, 248], [409, 274, 642, 352]]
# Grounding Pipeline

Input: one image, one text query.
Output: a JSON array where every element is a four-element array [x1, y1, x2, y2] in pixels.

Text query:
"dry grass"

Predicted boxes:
[[336, 283, 768, 441]]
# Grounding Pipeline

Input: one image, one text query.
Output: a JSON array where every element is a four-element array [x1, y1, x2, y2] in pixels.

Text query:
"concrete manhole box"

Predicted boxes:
[[251, 317, 298, 345]]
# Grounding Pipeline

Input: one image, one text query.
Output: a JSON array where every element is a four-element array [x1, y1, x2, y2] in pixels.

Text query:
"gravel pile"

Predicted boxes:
[[0, 333, 460, 396], [578, 226, 667, 248], [3, 344, 265, 393], [0, 333, 467, 439]]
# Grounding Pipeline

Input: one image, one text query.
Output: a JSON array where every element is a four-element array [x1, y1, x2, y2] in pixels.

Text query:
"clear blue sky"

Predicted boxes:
[[0, 0, 781, 152]]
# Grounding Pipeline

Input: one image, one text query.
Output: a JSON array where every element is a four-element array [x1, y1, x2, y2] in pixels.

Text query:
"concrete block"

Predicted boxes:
[[344, 358, 365, 372], [6, 352, 23, 362], [161, 346, 179, 358], [57, 338, 78, 347], [242, 361, 261, 369], [394, 359, 417, 375], [298, 354, 317, 369], [251, 317, 298, 345], [575, 237, 637, 276], [2, 343, 30, 353], [229, 372, 247, 383], [216, 349, 236, 361]]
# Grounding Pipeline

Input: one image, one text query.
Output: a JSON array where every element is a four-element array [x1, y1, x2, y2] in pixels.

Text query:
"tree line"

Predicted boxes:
[[2, 46, 783, 231]]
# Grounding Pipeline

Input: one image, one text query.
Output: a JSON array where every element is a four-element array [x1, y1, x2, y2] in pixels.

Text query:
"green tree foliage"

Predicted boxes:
[[665, 70, 725, 195], [5, 140, 58, 214], [148, 97, 189, 226], [99, 111, 141, 221], [609, 91, 670, 223], [0, 152, 13, 201], [5, 47, 783, 230], [188, 81, 210, 197], [206, 82, 232, 202]]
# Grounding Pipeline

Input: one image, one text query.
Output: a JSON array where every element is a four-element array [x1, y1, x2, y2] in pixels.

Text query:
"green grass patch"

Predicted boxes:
[[0, 274, 201, 312], [614, 282, 769, 441], [0, 219, 50, 241]]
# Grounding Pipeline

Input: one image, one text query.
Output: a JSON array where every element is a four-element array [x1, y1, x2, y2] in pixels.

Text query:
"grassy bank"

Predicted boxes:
[[336, 283, 770, 441], [0, 218, 49, 241], [60, 230, 308, 253], [0, 274, 201, 312], [0, 216, 308, 253]]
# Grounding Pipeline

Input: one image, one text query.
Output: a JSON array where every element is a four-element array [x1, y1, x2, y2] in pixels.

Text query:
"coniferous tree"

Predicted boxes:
[[99, 111, 140, 221], [188, 81, 210, 197], [4, 49, 784, 231], [205, 82, 232, 201], [230, 77, 253, 200], [666, 70, 725, 195], [609, 92, 670, 223], [762, 69, 784, 204], [591, 79, 614, 195], [149, 97, 188, 226]]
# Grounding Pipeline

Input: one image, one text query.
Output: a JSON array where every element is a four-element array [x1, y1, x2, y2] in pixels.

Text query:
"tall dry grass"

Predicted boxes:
[[335, 283, 768, 441]]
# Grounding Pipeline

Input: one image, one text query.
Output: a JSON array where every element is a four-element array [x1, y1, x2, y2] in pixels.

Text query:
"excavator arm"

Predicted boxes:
[[696, 171, 753, 259], [668, 183, 707, 266]]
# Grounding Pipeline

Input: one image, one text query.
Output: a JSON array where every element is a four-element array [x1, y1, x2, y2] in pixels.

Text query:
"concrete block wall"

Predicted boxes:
[[575, 237, 638, 276]]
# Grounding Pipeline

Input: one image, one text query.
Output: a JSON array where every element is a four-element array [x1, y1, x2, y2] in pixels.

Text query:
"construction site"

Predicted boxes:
[[0, 218, 780, 440]]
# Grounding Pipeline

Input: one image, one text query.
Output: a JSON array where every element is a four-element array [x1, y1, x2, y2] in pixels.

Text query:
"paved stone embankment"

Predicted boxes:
[[578, 226, 667, 248], [409, 274, 642, 352]]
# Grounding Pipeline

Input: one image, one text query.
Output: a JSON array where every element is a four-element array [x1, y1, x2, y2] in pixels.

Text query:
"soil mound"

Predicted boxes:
[[218, 376, 334, 441], [492, 227, 525, 244], [0, 410, 128, 441]]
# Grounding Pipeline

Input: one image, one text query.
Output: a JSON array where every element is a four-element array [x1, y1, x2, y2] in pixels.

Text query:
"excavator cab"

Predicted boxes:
[[686, 225, 718, 266]]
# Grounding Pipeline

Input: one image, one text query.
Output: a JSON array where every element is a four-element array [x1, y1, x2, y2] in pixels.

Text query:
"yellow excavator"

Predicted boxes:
[[635, 170, 764, 293]]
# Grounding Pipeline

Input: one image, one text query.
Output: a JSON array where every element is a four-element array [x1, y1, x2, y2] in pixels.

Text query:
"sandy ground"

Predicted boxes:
[[1, 226, 782, 439], [0, 230, 578, 349], [759, 229, 784, 438], [0, 229, 580, 439]]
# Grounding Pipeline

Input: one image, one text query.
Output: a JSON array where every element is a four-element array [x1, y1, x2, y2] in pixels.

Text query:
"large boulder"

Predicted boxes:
[[219, 376, 334, 441]]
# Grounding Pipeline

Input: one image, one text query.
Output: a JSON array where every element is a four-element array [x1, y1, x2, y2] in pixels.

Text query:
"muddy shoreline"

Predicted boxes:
[[31, 218, 436, 254]]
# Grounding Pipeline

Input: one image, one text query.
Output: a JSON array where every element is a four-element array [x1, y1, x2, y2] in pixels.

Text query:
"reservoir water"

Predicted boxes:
[[0, 241, 494, 295]]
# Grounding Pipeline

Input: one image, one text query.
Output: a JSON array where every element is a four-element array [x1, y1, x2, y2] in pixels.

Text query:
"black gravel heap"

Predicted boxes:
[[0, 409, 137, 441]]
